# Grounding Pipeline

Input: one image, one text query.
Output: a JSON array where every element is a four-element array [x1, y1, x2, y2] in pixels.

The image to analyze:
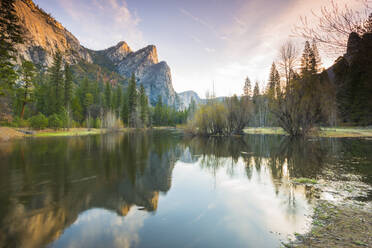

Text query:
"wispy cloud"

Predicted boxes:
[[58, 0, 145, 50], [205, 47, 216, 53], [179, 8, 229, 41]]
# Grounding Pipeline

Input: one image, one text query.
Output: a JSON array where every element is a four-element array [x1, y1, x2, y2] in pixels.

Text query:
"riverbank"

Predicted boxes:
[[245, 127, 372, 138], [285, 167, 372, 247], [0, 126, 182, 141], [288, 201, 372, 248], [0, 127, 108, 141]]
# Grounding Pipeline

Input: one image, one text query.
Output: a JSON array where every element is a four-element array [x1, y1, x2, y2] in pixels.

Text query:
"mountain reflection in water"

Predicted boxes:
[[0, 130, 371, 248]]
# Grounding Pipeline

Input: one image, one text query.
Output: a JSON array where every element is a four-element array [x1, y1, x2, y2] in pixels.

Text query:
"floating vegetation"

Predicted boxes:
[[292, 178, 318, 184]]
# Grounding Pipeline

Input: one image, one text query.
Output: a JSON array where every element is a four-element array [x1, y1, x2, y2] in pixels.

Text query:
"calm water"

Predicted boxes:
[[0, 130, 371, 248]]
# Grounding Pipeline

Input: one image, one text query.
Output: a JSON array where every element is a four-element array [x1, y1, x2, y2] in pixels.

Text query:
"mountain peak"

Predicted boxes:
[[115, 41, 131, 52], [101, 41, 132, 63]]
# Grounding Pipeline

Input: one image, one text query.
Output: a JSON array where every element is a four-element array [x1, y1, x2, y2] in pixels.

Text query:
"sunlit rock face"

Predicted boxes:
[[12, 0, 178, 106], [102, 41, 132, 64], [14, 0, 92, 66]]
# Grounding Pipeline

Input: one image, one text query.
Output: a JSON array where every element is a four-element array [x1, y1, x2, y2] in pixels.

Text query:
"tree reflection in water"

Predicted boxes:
[[0, 131, 370, 248]]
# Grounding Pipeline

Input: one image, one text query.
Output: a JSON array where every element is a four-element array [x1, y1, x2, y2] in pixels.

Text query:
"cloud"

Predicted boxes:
[[179, 8, 228, 41], [205, 47, 216, 53], [58, 0, 145, 50]]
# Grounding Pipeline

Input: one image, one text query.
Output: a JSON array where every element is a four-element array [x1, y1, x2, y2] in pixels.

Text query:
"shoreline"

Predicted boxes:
[[285, 169, 372, 247], [2, 126, 372, 142], [244, 127, 372, 138]]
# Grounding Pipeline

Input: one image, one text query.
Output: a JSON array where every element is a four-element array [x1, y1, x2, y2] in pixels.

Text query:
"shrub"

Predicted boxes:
[[29, 113, 48, 130], [94, 118, 101, 128], [11, 117, 29, 128], [48, 114, 63, 130]]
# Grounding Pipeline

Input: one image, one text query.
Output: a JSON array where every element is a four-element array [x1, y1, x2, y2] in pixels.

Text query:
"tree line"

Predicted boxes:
[[189, 32, 371, 137], [0, 0, 190, 129]]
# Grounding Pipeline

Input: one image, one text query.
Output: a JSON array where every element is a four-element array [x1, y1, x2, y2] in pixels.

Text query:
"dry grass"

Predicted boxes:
[[244, 127, 372, 138], [0, 127, 25, 141]]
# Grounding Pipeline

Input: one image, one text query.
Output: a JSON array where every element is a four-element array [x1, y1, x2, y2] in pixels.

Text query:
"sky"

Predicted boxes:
[[33, 0, 365, 97]]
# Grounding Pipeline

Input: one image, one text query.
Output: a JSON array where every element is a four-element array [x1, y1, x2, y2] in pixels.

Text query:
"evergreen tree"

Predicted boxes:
[[312, 41, 322, 72], [34, 71, 49, 115], [300, 41, 312, 75], [267, 62, 280, 99], [84, 93, 93, 119], [154, 95, 163, 126], [71, 95, 83, 123], [301, 41, 318, 76], [243, 76, 252, 96], [17, 61, 36, 119], [104, 82, 112, 110], [139, 84, 149, 127], [121, 91, 129, 125], [127, 73, 138, 127], [63, 63, 73, 109], [49, 51, 64, 114], [114, 84, 122, 116], [0, 0, 23, 95], [253, 82, 260, 101]]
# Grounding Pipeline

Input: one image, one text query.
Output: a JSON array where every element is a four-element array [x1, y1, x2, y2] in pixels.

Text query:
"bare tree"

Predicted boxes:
[[277, 41, 298, 87], [293, 0, 371, 54]]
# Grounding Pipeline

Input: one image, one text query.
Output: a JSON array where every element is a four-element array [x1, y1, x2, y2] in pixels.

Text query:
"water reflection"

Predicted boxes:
[[0, 131, 370, 248]]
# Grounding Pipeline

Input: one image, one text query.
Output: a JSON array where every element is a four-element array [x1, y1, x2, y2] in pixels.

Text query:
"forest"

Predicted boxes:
[[0, 0, 371, 137], [0, 1, 190, 130], [188, 5, 372, 137]]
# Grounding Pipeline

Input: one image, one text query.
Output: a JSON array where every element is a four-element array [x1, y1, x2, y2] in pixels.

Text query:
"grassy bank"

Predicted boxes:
[[34, 128, 104, 137], [0, 127, 108, 141], [286, 201, 372, 248], [244, 127, 372, 138]]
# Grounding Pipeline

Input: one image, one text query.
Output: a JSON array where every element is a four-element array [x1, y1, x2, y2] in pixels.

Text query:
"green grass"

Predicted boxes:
[[34, 129, 102, 137], [292, 178, 318, 184], [244, 127, 286, 135], [318, 127, 372, 138], [244, 127, 372, 138]]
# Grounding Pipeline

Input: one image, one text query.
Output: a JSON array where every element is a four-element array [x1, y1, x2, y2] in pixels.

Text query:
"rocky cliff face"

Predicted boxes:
[[14, 0, 92, 66], [327, 31, 372, 124], [177, 90, 202, 110], [12, 0, 178, 106]]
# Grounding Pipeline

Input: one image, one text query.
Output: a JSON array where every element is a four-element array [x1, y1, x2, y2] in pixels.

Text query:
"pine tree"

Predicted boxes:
[[71, 95, 83, 123], [104, 82, 112, 110], [139, 84, 149, 127], [64, 63, 73, 109], [312, 41, 322, 72], [253, 82, 260, 100], [77, 77, 90, 117], [127, 73, 137, 127], [0, 0, 24, 95], [300, 41, 311, 76], [121, 91, 129, 125], [84, 93, 93, 119], [114, 84, 122, 116], [243, 76, 252, 96], [49, 51, 64, 114], [267, 63, 280, 98], [154, 95, 163, 126], [17, 61, 36, 119], [301, 41, 318, 76]]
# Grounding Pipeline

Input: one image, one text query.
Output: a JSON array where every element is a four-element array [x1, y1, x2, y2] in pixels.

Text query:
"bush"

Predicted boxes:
[[190, 101, 228, 136], [11, 117, 29, 128], [94, 118, 101, 128], [29, 113, 48, 130], [48, 114, 63, 130], [188, 96, 252, 136]]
